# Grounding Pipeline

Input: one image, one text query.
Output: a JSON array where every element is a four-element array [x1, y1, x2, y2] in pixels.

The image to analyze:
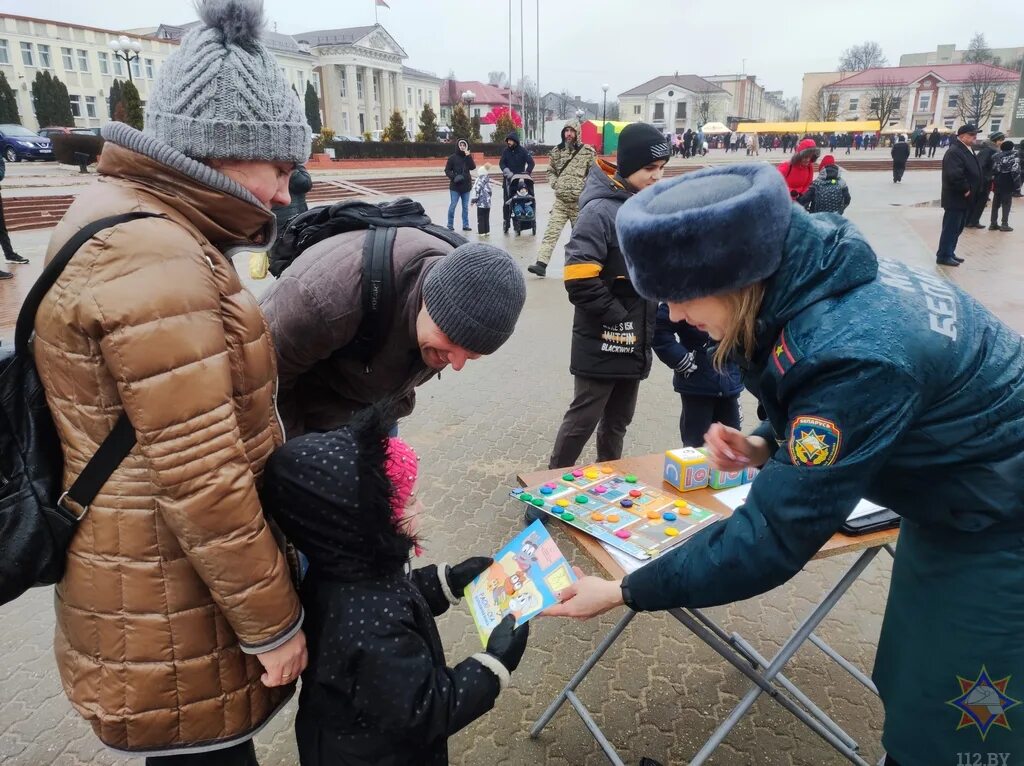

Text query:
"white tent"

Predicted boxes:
[[699, 121, 731, 134]]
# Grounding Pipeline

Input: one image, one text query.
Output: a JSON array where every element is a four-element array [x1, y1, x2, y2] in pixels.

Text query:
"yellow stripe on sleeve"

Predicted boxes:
[[563, 263, 603, 281]]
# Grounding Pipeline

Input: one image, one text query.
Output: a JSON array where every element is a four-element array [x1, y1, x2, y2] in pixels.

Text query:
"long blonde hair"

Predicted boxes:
[[712, 282, 766, 371]]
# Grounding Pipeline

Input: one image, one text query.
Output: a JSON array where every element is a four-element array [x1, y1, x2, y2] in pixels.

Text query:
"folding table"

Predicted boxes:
[[518, 455, 898, 766]]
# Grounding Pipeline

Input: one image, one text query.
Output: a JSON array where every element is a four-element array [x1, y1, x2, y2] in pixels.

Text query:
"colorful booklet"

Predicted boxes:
[[465, 520, 578, 645]]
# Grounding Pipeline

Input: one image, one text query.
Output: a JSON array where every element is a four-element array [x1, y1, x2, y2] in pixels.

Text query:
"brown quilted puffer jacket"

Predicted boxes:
[[33, 128, 302, 755]]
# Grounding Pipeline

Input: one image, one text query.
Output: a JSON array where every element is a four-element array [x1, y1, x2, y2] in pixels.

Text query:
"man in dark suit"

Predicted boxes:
[[936, 124, 982, 267]]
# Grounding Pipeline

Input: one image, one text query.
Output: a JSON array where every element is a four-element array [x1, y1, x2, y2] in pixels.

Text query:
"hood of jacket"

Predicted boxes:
[[578, 157, 631, 209], [262, 407, 415, 582], [818, 164, 841, 181], [752, 207, 877, 358], [793, 137, 819, 161], [560, 120, 580, 147], [98, 122, 275, 253], [505, 131, 521, 147]]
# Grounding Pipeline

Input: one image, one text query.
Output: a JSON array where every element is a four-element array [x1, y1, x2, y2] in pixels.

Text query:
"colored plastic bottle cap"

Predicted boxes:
[[572, 469, 584, 477], [647, 510, 661, 520], [545, 482, 558, 490], [575, 494, 589, 504], [585, 470, 600, 479], [664, 527, 679, 537], [629, 489, 642, 498], [593, 485, 608, 494], [561, 512, 575, 521], [673, 499, 687, 508], [663, 512, 677, 521], [615, 529, 631, 539], [539, 486, 554, 495], [679, 505, 692, 515], [625, 474, 638, 483], [556, 498, 570, 507], [511, 488, 523, 495], [520, 493, 533, 502], [601, 466, 614, 474], [620, 499, 634, 509], [591, 512, 605, 522], [562, 473, 576, 482], [606, 513, 620, 523], [531, 497, 545, 507]]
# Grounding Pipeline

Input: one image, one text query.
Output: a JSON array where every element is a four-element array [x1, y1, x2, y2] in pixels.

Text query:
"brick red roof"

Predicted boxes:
[[440, 80, 516, 107], [830, 63, 1019, 87]]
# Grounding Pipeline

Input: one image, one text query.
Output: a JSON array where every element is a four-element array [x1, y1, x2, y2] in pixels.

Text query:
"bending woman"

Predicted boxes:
[[546, 163, 1024, 766]]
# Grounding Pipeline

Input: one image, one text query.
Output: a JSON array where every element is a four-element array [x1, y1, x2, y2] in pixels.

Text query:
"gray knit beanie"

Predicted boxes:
[[422, 244, 526, 355], [144, 0, 310, 163]]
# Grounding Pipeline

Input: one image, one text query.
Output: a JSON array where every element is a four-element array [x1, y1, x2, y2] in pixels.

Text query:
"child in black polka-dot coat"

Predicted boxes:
[[262, 407, 530, 765]]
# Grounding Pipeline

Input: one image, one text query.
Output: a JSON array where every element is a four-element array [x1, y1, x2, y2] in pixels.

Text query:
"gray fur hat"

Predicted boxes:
[[616, 163, 793, 303], [144, 0, 310, 163]]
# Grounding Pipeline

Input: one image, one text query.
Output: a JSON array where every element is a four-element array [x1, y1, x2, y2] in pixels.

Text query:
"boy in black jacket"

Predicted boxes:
[[262, 409, 529, 765], [545, 123, 670, 476]]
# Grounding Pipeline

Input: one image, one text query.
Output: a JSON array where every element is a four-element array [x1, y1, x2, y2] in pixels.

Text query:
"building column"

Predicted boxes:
[[934, 85, 946, 127], [320, 64, 341, 133]]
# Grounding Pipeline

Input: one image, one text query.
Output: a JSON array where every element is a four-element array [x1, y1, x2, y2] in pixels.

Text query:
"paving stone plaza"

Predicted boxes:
[[1, 160, 1021, 765]]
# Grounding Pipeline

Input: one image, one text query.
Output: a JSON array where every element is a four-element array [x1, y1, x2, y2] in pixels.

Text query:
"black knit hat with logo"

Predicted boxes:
[[616, 122, 672, 178]]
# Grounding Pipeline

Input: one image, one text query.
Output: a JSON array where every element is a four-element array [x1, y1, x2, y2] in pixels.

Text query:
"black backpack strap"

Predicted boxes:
[[350, 226, 398, 370], [13, 211, 161, 518], [15, 212, 162, 355], [59, 412, 136, 520]]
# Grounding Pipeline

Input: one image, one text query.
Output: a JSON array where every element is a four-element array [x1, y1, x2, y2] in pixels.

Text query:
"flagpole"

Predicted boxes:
[[375, 1, 378, 24]]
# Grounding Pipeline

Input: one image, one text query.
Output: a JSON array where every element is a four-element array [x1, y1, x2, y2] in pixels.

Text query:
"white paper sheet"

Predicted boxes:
[[711, 483, 885, 520]]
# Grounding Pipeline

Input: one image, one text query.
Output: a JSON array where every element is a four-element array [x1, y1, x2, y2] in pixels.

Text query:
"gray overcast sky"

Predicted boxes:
[[8, 0, 1023, 101]]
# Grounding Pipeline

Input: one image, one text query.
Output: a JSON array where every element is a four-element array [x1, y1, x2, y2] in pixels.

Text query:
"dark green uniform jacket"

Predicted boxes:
[[624, 208, 1024, 764]]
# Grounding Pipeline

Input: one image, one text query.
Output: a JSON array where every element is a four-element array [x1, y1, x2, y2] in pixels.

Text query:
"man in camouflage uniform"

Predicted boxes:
[[528, 121, 595, 278]]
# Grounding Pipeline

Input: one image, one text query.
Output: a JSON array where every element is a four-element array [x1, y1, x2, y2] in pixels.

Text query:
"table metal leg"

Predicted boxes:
[[809, 633, 879, 695], [688, 608, 857, 748], [730, 633, 859, 751], [529, 609, 636, 738], [565, 690, 628, 766], [670, 608, 865, 764], [686, 547, 880, 766]]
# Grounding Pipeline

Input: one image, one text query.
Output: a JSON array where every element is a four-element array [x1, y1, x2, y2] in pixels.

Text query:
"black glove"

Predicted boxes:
[[446, 556, 493, 596], [674, 350, 698, 377], [485, 613, 530, 673]]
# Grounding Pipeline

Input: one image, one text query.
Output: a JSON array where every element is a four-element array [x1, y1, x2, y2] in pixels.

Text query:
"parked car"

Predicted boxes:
[[38, 126, 101, 139], [335, 134, 364, 142], [0, 124, 54, 161]]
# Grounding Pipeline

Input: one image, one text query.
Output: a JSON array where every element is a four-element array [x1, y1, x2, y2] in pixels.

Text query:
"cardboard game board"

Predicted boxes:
[[513, 465, 722, 561], [465, 520, 578, 645]]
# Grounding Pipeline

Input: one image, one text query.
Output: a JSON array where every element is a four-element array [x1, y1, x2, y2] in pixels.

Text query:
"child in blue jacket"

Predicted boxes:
[[651, 302, 742, 446]]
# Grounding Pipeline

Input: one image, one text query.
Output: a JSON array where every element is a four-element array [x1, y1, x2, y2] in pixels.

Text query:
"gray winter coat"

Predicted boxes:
[[259, 228, 454, 435]]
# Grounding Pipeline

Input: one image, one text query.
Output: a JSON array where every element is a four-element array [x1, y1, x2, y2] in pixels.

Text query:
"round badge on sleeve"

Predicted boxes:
[[787, 416, 842, 467]]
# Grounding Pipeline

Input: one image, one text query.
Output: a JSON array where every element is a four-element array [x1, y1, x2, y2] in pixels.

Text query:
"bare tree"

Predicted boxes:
[[962, 33, 994, 64], [693, 90, 715, 126], [554, 90, 574, 120], [954, 65, 1010, 127], [605, 102, 620, 121], [785, 96, 801, 121], [487, 71, 508, 88], [863, 76, 905, 127], [516, 76, 540, 140], [806, 85, 839, 121], [838, 41, 887, 72]]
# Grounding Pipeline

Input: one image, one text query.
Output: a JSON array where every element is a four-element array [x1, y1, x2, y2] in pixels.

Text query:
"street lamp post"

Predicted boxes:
[[601, 83, 609, 155], [462, 90, 476, 139], [108, 36, 142, 83]]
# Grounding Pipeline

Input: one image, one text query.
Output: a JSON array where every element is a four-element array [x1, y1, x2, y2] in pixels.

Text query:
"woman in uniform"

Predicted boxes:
[[545, 163, 1024, 766]]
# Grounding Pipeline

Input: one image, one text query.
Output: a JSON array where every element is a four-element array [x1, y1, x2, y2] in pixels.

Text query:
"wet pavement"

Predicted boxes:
[[0, 167, 1020, 765]]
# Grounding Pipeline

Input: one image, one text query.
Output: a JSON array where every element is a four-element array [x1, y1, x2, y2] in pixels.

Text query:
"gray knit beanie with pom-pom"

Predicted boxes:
[[143, 0, 310, 163]]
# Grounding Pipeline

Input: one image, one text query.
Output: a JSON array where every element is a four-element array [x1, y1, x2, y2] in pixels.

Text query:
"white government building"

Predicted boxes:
[[0, 13, 440, 139]]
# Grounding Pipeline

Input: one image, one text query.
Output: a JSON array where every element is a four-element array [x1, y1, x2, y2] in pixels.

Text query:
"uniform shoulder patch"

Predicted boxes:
[[770, 328, 800, 377], [787, 415, 842, 467]]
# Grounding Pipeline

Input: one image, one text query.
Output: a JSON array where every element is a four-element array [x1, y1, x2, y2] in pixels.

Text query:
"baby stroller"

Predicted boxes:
[[504, 173, 537, 236]]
